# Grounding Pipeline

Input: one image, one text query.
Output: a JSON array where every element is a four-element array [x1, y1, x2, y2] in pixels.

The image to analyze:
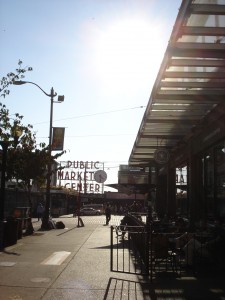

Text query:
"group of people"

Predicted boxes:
[[104, 201, 141, 225], [170, 218, 225, 267], [104, 203, 225, 269], [105, 201, 145, 216]]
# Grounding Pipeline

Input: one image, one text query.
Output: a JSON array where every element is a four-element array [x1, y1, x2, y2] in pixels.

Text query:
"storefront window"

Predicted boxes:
[[215, 142, 225, 216], [176, 166, 187, 215], [202, 141, 225, 218], [201, 149, 214, 218], [204, 151, 214, 198], [150, 166, 157, 185]]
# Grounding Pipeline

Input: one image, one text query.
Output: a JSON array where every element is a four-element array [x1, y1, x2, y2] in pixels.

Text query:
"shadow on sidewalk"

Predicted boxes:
[[103, 275, 225, 300], [2, 249, 20, 256], [103, 276, 155, 300]]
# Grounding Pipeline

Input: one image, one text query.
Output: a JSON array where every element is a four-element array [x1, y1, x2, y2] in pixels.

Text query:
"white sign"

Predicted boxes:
[[58, 160, 105, 193]]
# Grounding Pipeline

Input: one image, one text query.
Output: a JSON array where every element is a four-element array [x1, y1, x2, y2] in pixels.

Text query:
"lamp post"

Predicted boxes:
[[0, 129, 22, 250], [13, 81, 64, 230]]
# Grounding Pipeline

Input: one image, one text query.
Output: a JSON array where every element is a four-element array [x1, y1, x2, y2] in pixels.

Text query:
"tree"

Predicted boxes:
[[0, 101, 45, 209], [0, 61, 47, 212], [1, 62, 65, 219], [0, 101, 65, 213], [0, 60, 32, 98]]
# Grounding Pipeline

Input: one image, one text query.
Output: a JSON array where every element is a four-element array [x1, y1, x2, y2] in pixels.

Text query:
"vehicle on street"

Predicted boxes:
[[79, 207, 101, 216], [82, 204, 104, 214]]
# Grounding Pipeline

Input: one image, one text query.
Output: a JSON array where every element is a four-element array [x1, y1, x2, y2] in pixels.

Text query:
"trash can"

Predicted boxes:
[[13, 207, 31, 239], [3, 218, 18, 247], [16, 218, 23, 239], [14, 207, 30, 218]]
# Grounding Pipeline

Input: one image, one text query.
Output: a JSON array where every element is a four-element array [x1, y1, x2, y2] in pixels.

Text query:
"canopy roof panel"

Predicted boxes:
[[129, 0, 225, 166]]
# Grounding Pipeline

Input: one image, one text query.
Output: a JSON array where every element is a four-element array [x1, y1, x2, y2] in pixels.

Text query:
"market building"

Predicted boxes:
[[127, 0, 225, 226]]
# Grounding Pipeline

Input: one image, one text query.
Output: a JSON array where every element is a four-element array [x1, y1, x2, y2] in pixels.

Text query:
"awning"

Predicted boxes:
[[129, 0, 225, 166], [105, 183, 156, 194]]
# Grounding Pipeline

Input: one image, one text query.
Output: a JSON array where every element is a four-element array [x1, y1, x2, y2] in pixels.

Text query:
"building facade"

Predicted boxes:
[[128, 0, 225, 225]]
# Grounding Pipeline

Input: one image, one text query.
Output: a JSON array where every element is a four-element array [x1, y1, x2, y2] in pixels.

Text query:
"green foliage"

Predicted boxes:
[[0, 101, 47, 186], [0, 60, 33, 98], [0, 103, 35, 147], [0, 61, 65, 191], [0, 61, 46, 188], [7, 147, 49, 187]]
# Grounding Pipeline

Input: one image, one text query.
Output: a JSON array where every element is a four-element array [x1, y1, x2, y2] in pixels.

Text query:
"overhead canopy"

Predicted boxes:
[[129, 0, 225, 166], [105, 183, 155, 194]]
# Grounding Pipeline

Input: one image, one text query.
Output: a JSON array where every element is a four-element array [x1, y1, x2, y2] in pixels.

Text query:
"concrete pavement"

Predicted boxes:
[[0, 216, 225, 300]]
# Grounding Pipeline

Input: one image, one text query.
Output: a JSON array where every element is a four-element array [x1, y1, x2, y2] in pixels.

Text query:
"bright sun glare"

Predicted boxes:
[[94, 17, 165, 90]]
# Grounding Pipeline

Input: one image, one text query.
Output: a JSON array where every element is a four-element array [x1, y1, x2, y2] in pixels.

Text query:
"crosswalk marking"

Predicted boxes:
[[0, 262, 16, 267], [41, 251, 71, 265]]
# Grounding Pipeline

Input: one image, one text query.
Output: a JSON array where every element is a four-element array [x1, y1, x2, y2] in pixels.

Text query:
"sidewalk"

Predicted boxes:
[[0, 217, 225, 300]]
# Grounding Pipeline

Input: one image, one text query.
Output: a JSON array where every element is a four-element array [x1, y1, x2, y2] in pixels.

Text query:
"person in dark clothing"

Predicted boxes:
[[130, 201, 138, 213], [105, 203, 111, 225], [37, 203, 44, 221]]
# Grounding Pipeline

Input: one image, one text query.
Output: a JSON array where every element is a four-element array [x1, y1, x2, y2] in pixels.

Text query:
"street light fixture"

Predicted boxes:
[[0, 128, 23, 250], [13, 80, 64, 230]]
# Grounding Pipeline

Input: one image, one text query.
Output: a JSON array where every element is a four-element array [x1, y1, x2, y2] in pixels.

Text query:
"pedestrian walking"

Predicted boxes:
[[37, 203, 44, 221], [105, 203, 111, 225]]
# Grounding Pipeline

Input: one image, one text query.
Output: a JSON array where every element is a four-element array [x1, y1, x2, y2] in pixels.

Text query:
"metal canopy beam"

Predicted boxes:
[[164, 71, 225, 79], [140, 134, 183, 139], [156, 90, 225, 96], [171, 48, 225, 59], [144, 119, 197, 124], [160, 81, 225, 88], [190, 4, 225, 15], [173, 42, 225, 51], [180, 26, 225, 36], [128, 1, 225, 166], [170, 58, 225, 67], [135, 145, 173, 149]]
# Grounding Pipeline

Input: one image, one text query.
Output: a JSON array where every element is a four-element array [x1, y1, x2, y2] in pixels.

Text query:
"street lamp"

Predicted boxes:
[[13, 80, 64, 230], [0, 128, 23, 250]]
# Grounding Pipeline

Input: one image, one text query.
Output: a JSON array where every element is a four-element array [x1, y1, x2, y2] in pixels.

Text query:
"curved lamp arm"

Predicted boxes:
[[13, 80, 57, 98]]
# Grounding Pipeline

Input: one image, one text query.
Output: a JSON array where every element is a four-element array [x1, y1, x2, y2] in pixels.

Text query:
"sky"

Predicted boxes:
[[0, 0, 182, 192]]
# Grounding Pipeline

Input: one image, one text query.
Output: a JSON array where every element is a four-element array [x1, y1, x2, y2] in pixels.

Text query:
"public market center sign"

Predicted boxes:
[[57, 161, 106, 193]]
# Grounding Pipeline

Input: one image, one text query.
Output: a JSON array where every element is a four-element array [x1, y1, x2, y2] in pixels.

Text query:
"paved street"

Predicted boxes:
[[31, 214, 124, 230], [1, 215, 138, 300], [59, 214, 124, 225], [0, 216, 225, 300]]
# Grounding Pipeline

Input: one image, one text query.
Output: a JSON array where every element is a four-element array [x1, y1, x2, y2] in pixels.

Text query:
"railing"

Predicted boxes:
[[110, 213, 223, 280], [110, 225, 149, 275]]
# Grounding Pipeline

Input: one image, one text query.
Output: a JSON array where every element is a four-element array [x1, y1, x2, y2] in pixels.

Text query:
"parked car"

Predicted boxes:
[[79, 208, 101, 216]]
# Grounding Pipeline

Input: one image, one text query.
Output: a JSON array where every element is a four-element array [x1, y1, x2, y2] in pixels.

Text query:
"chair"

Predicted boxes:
[[151, 234, 179, 273]]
